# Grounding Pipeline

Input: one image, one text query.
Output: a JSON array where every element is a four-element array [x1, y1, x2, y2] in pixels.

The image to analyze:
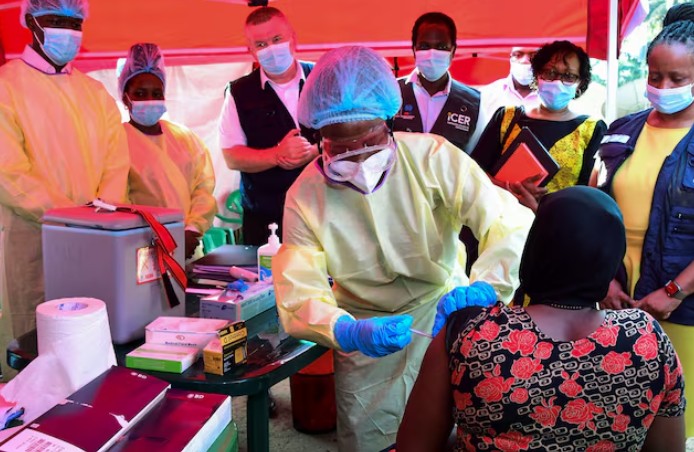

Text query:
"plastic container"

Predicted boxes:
[[257, 223, 280, 281], [289, 350, 337, 433], [42, 204, 186, 344]]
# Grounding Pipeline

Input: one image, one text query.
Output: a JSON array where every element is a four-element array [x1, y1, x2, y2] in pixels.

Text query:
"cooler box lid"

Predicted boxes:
[[42, 204, 184, 230]]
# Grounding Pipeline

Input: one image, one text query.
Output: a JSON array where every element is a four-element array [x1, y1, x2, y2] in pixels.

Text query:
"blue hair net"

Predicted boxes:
[[20, 0, 88, 28], [298, 46, 401, 130], [117, 43, 166, 98]]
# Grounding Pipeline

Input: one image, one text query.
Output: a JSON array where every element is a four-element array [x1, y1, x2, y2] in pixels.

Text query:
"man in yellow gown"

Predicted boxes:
[[0, 0, 130, 379]]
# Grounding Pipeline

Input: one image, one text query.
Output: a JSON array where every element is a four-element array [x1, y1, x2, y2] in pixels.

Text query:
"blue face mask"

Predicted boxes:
[[256, 41, 295, 76], [33, 18, 82, 66], [537, 79, 577, 111], [646, 83, 694, 115], [129, 99, 167, 127], [415, 49, 451, 82]]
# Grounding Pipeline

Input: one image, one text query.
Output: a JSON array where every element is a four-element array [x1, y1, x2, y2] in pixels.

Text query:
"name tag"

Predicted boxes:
[[600, 134, 630, 144]]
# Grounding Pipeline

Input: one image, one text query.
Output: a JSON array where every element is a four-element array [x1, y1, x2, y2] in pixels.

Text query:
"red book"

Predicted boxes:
[[491, 126, 560, 187], [110, 389, 232, 452], [0, 366, 169, 452]]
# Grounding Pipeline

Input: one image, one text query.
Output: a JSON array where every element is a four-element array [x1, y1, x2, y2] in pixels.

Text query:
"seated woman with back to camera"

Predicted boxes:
[[397, 186, 685, 452]]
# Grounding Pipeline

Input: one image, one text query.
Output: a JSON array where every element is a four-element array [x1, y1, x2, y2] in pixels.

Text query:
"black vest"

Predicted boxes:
[[227, 62, 316, 219], [393, 77, 480, 152]]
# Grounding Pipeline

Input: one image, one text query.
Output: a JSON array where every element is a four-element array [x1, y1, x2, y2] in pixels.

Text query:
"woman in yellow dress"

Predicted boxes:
[[597, 19, 694, 437]]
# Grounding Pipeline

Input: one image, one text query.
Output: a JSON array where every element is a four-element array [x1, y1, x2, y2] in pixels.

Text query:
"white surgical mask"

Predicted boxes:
[[645, 83, 694, 115], [33, 19, 82, 66], [324, 139, 396, 194], [256, 41, 295, 76], [415, 49, 451, 82], [537, 79, 577, 111], [129, 99, 167, 126], [510, 62, 534, 86]]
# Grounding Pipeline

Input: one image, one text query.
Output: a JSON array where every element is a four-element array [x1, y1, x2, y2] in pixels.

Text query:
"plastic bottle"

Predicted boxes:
[[257, 223, 281, 281]]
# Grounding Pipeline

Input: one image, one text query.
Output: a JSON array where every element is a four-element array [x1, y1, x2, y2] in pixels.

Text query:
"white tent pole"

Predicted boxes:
[[605, 0, 619, 124]]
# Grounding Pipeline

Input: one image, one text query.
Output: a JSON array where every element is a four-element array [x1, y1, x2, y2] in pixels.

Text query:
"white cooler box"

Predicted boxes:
[[42, 204, 186, 344]]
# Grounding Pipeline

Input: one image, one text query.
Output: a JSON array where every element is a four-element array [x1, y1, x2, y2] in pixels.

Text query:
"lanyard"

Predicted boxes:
[[120, 206, 187, 308]]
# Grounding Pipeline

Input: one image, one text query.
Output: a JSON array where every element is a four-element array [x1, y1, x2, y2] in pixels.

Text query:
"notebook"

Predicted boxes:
[[491, 126, 560, 187], [192, 245, 259, 269]]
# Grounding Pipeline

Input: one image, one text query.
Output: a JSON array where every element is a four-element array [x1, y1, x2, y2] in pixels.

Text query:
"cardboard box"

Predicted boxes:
[[200, 281, 275, 322], [145, 317, 230, 350], [126, 343, 199, 373], [203, 322, 248, 376]]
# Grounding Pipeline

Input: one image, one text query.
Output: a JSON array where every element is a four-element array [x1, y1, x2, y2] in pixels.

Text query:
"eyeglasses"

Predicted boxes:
[[319, 123, 391, 157], [539, 68, 581, 85]]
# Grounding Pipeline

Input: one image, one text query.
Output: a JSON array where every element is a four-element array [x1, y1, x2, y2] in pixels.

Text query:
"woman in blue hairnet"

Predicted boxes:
[[118, 43, 216, 259], [0, 0, 129, 378], [273, 45, 534, 451]]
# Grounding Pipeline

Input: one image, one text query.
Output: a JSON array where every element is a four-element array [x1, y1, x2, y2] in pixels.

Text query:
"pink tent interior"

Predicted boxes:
[[0, 0, 644, 84]]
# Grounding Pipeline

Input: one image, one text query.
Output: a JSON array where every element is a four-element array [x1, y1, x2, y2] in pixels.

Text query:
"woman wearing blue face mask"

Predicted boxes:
[[596, 19, 694, 438], [119, 43, 217, 260], [471, 40, 607, 212]]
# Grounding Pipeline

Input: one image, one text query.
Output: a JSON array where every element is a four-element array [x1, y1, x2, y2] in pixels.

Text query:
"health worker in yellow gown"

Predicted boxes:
[[0, 0, 130, 377], [273, 46, 534, 451], [118, 43, 216, 259]]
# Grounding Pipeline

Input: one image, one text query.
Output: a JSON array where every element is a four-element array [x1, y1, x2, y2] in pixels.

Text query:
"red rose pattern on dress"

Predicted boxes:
[[448, 305, 685, 451]]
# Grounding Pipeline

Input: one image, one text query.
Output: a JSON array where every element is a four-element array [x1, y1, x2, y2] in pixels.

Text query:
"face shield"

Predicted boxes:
[[320, 123, 397, 193]]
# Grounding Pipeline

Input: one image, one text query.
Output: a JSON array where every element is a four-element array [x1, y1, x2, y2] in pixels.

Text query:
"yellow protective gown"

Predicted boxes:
[[125, 120, 216, 233], [274, 132, 533, 451], [0, 59, 129, 375]]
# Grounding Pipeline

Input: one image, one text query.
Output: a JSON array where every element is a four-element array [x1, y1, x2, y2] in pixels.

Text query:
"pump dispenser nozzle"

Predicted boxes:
[[268, 223, 280, 247]]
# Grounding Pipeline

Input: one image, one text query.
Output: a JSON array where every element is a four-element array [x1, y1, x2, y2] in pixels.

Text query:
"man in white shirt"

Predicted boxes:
[[480, 47, 540, 125], [218, 6, 317, 246]]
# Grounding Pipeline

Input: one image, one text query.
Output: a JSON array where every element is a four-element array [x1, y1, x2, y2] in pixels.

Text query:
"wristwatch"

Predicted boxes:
[[664, 280, 687, 300]]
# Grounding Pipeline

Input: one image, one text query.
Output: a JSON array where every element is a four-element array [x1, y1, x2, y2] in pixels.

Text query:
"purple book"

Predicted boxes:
[[110, 389, 232, 452], [0, 366, 170, 452]]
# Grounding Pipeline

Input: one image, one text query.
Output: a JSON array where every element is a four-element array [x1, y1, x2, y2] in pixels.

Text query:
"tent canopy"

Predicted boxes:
[[1, 0, 644, 78]]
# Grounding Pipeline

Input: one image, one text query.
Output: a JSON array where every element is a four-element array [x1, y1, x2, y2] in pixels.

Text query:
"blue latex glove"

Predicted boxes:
[[432, 281, 497, 336], [333, 315, 413, 358]]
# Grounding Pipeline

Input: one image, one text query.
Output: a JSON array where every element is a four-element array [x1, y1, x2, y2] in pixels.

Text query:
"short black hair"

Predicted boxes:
[[411, 12, 456, 48], [531, 40, 592, 98], [648, 19, 694, 59], [664, 3, 694, 27]]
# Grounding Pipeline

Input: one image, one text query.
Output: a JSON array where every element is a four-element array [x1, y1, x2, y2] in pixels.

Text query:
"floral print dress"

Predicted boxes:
[[449, 304, 685, 452]]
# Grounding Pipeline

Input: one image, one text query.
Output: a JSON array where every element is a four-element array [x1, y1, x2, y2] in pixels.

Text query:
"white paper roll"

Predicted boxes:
[[36, 298, 116, 388], [1, 298, 117, 425]]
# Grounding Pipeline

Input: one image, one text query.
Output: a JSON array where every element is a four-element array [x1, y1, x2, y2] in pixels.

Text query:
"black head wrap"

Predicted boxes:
[[520, 186, 626, 307]]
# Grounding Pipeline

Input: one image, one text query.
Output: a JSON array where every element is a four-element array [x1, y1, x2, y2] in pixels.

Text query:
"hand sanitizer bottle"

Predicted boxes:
[[258, 223, 280, 281]]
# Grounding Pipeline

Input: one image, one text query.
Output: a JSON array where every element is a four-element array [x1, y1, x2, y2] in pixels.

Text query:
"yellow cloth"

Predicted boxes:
[[613, 123, 688, 296], [125, 120, 217, 233], [274, 132, 533, 450], [661, 321, 694, 437], [500, 106, 601, 192], [0, 59, 130, 355]]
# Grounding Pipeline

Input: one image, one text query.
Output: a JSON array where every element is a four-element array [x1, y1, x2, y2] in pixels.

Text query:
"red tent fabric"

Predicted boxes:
[[1, 0, 642, 77]]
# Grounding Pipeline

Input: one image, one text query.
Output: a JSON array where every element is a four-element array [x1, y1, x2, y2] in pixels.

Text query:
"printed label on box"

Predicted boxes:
[[136, 246, 160, 284]]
